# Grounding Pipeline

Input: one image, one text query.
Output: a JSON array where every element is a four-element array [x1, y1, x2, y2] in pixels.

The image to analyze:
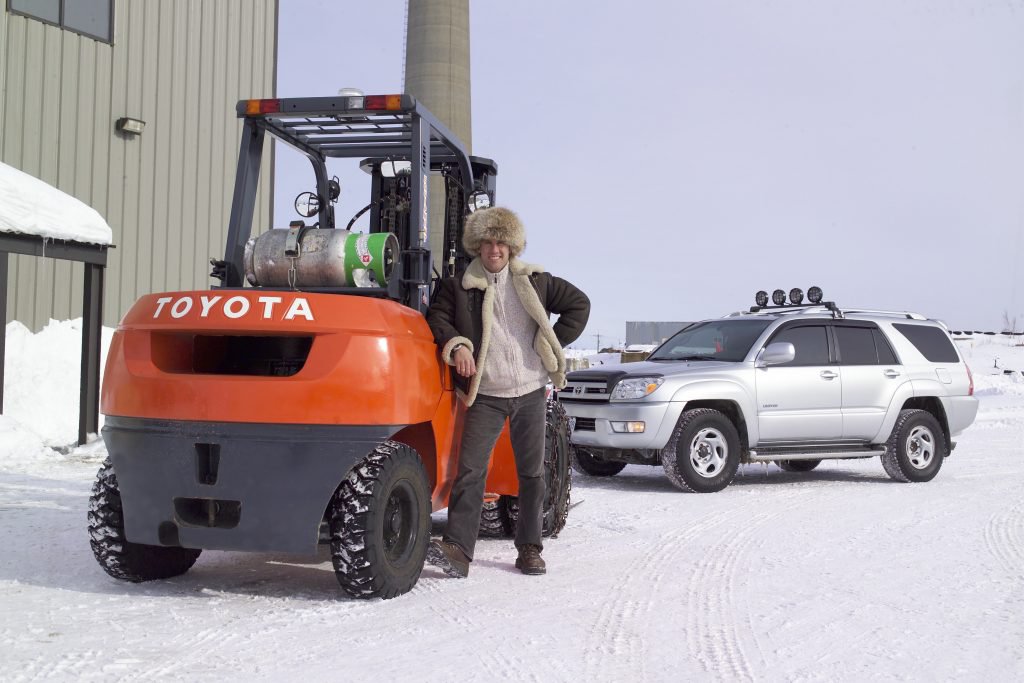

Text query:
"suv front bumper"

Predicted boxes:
[[559, 400, 683, 450]]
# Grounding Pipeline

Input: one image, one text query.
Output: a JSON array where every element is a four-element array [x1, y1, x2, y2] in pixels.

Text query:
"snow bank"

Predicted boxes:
[[2, 320, 114, 461], [0, 162, 112, 245]]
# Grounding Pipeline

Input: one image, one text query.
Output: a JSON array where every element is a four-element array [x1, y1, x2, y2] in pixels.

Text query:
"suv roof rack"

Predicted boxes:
[[840, 309, 927, 321], [745, 302, 843, 317]]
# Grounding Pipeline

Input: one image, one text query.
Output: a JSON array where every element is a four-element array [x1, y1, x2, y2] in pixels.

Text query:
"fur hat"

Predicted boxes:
[[462, 207, 526, 257]]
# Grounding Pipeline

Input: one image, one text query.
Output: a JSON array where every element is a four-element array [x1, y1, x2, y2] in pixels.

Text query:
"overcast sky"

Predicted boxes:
[[277, 1, 1024, 345]]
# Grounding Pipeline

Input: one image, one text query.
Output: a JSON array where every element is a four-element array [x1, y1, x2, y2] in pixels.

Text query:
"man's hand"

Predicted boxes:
[[453, 346, 476, 378]]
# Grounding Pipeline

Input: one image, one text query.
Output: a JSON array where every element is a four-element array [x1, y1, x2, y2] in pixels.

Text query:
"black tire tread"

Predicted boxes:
[[87, 459, 201, 582], [571, 447, 627, 477], [881, 409, 945, 483], [776, 459, 822, 473], [661, 408, 741, 493], [329, 440, 430, 600]]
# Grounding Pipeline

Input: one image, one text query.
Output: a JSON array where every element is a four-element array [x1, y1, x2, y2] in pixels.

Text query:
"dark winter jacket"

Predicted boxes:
[[427, 257, 590, 406]]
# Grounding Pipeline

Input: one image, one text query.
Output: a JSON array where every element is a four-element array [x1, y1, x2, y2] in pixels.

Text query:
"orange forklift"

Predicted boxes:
[[88, 94, 571, 599]]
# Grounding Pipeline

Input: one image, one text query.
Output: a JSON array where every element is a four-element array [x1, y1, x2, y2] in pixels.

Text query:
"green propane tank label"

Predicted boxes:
[[343, 233, 395, 287]]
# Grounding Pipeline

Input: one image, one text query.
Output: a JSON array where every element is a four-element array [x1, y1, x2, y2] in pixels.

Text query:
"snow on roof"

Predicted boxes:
[[0, 162, 112, 246]]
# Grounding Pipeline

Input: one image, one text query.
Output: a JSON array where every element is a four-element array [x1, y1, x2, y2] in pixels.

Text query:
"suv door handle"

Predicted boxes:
[[820, 370, 838, 380], [883, 369, 901, 378]]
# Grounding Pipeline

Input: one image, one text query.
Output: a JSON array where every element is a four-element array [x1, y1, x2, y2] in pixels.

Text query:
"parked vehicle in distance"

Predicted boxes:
[[559, 288, 979, 492]]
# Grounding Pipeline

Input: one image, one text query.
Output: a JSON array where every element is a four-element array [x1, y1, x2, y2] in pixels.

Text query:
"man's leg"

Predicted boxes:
[[508, 387, 548, 551], [442, 394, 508, 561]]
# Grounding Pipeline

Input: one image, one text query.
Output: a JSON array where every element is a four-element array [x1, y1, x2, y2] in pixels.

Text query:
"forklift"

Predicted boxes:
[[88, 94, 571, 599]]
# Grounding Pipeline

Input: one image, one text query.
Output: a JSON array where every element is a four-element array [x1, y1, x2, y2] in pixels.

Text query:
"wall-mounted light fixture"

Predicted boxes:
[[115, 117, 146, 135]]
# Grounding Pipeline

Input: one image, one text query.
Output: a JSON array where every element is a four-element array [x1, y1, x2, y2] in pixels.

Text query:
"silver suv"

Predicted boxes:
[[559, 297, 978, 493]]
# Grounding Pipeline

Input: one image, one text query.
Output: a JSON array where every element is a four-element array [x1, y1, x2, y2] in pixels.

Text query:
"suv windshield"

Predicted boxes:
[[648, 319, 772, 362]]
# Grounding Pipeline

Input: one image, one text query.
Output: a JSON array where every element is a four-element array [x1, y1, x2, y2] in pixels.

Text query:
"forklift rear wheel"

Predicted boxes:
[[88, 459, 202, 582], [329, 441, 430, 599]]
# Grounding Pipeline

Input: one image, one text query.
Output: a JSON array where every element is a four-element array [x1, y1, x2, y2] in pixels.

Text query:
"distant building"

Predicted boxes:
[[1, 0, 276, 329], [626, 321, 690, 346]]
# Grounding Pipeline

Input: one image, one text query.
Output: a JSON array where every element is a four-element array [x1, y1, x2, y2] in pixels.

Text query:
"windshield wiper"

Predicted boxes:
[[648, 354, 717, 362]]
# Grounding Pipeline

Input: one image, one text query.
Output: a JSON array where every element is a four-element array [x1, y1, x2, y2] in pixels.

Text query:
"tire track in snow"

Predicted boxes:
[[16, 648, 103, 682], [417, 561, 573, 682], [582, 497, 761, 680], [684, 496, 810, 681], [984, 495, 1024, 576]]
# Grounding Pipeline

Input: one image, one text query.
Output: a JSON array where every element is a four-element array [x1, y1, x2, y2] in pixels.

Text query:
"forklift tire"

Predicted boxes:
[[478, 497, 512, 538], [504, 399, 572, 538], [88, 459, 202, 582], [329, 441, 430, 599]]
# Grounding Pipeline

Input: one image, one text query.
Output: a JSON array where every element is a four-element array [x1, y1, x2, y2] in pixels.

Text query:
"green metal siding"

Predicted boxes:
[[0, 0, 277, 330]]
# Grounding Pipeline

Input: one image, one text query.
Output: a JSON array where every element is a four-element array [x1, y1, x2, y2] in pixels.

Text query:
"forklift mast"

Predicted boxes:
[[220, 94, 497, 314]]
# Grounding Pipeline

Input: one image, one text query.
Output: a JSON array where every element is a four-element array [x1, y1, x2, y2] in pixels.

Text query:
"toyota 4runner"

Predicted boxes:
[[559, 290, 979, 492]]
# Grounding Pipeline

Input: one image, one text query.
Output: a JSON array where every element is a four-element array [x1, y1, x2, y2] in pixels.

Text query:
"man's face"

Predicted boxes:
[[479, 238, 510, 273]]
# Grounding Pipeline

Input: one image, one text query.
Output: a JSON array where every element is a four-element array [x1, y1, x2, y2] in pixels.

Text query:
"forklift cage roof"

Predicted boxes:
[[221, 94, 489, 311]]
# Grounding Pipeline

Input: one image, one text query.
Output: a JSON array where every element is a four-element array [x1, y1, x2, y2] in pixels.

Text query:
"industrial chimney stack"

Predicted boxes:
[[403, 0, 472, 274]]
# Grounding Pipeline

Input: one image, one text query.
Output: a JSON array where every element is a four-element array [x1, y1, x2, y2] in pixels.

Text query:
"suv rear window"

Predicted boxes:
[[835, 326, 876, 365], [834, 325, 901, 365], [892, 324, 959, 363]]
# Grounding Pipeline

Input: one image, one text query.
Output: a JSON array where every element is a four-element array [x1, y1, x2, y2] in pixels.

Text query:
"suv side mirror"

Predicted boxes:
[[756, 342, 795, 368]]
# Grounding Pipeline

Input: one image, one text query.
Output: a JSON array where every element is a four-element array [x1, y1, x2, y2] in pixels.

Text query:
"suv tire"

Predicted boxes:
[[661, 408, 741, 493], [776, 459, 821, 473], [329, 441, 430, 599], [881, 409, 946, 483], [571, 447, 627, 477], [88, 459, 202, 582]]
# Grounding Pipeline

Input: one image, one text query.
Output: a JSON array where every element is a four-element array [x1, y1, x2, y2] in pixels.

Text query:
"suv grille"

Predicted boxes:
[[560, 381, 611, 402]]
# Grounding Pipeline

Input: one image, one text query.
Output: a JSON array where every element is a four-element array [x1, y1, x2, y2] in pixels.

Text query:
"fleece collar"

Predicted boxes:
[[462, 257, 544, 291]]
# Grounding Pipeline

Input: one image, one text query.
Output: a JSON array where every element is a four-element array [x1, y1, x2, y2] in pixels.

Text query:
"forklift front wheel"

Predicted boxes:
[[329, 441, 430, 599]]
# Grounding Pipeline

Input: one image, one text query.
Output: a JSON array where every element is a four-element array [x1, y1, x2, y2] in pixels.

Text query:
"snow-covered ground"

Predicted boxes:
[[1, 326, 1023, 681]]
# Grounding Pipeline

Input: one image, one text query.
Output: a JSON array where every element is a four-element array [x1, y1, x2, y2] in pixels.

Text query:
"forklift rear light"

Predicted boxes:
[[245, 98, 280, 115], [364, 94, 402, 111]]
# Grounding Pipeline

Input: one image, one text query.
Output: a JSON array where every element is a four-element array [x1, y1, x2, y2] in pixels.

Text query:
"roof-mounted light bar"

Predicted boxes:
[[750, 286, 839, 315]]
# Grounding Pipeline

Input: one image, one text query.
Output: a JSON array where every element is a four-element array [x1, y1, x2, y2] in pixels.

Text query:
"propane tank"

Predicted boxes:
[[244, 227, 398, 288]]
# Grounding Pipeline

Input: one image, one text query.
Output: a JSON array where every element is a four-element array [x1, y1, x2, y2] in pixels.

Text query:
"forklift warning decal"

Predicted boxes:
[[153, 295, 315, 321]]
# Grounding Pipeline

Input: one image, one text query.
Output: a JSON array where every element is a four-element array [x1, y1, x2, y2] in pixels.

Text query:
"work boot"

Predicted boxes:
[[426, 540, 470, 578], [515, 544, 546, 576]]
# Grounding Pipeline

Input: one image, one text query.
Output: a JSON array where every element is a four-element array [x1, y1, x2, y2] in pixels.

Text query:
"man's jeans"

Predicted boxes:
[[443, 387, 547, 560]]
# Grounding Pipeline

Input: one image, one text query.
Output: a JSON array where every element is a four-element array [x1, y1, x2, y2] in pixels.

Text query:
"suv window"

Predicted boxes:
[[873, 329, 898, 364], [892, 324, 958, 363], [648, 319, 771, 362], [835, 326, 877, 365], [770, 325, 830, 366]]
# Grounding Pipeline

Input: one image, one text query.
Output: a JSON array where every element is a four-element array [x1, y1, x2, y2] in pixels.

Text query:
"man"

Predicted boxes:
[[425, 206, 590, 577]]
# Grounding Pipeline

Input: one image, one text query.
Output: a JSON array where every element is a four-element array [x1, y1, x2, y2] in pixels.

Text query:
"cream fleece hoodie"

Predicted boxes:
[[476, 264, 550, 398]]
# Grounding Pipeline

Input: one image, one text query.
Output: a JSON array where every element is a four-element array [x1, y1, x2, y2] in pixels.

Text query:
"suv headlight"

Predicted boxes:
[[611, 376, 664, 400]]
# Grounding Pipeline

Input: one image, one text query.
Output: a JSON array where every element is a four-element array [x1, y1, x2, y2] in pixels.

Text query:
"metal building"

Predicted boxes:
[[0, 0, 277, 330], [626, 321, 691, 346]]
